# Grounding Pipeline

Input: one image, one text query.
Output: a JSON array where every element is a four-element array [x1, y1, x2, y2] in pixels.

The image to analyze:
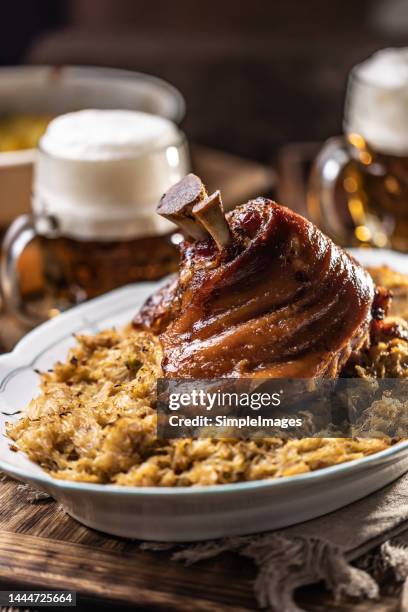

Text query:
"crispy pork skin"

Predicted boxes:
[[134, 185, 375, 378]]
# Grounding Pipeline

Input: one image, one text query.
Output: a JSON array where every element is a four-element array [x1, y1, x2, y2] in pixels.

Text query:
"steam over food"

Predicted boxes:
[[134, 174, 376, 378]]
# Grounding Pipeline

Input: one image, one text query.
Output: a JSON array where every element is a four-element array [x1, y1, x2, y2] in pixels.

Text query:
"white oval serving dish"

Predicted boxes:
[[0, 248, 407, 542]]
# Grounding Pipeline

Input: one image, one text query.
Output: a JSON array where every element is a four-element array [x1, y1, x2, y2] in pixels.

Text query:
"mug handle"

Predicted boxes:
[[1, 213, 58, 327], [308, 136, 352, 245]]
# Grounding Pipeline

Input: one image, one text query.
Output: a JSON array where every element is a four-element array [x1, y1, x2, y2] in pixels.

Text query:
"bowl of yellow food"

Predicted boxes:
[[0, 65, 185, 227]]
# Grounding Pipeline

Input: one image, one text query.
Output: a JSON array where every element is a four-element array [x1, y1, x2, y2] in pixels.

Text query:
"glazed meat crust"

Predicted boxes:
[[135, 198, 375, 379], [133, 274, 179, 335]]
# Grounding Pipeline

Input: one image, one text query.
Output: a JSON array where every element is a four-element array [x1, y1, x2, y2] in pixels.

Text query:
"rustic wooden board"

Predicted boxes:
[[0, 476, 257, 611], [0, 476, 402, 611]]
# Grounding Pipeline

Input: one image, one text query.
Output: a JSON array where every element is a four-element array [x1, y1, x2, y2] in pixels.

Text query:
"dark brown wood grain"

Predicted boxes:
[[0, 476, 402, 611], [0, 476, 257, 611]]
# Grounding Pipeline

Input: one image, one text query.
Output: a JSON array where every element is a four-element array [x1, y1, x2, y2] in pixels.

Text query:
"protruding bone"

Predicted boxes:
[[192, 190, 232, 249], [157, 174, 209, 240]]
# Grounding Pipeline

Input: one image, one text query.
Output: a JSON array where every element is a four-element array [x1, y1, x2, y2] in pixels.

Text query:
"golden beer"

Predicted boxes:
[[309, 49, 408, 252]]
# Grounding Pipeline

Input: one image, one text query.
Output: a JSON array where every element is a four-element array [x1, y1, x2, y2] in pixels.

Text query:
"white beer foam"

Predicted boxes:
[[346, 48, 408, 155], [40, 109, 179, 160], [34, 110, 188, 240]]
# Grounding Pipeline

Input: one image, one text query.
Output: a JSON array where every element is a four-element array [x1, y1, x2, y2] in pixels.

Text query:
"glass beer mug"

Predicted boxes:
[[309, 49, 408, 252], [1, 110, 190, 325]]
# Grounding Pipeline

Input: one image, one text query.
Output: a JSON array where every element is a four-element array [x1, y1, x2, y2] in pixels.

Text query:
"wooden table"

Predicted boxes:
[[0, 147, 402, 611], [0, 476, 400, 612]]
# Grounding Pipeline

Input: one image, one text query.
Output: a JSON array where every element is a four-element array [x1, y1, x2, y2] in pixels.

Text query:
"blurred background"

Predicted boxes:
[[2, 0, 408, 162], [1, 0, 408, 350]]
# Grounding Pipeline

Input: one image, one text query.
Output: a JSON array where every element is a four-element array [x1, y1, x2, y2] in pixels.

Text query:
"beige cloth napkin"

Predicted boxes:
[[143, 472, 408, 612]]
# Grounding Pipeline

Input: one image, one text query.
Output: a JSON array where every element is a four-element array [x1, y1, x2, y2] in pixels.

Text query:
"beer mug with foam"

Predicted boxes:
[[309, 49, 408, 252], [1, 110, 190, 325]]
